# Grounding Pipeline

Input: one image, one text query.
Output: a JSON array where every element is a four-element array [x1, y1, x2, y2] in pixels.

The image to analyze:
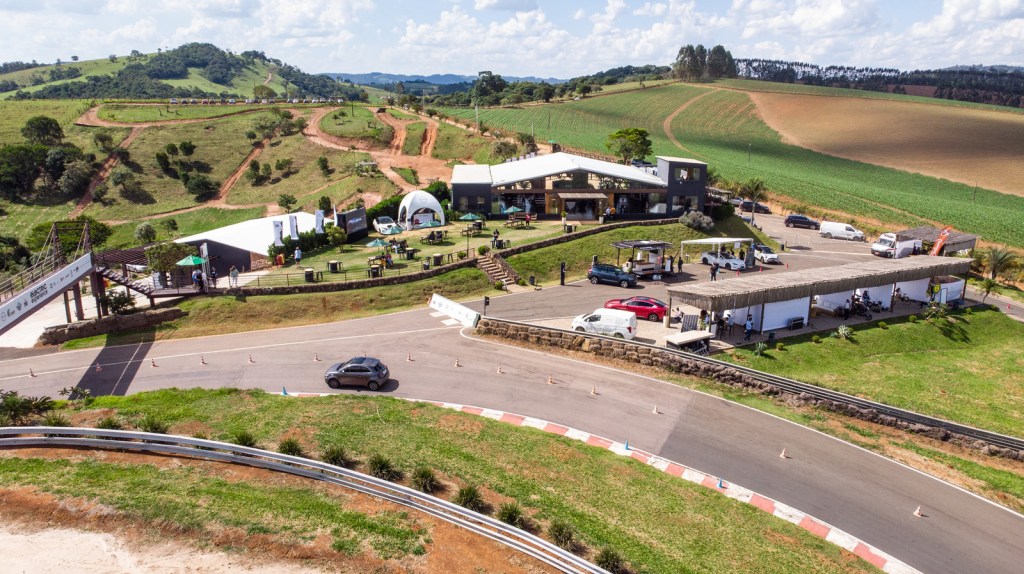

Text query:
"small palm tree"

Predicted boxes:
[[978, 278, 999, 303], [981, 246, 1019, 280]]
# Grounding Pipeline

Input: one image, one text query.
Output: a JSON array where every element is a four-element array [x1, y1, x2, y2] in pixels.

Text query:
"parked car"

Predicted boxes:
[[752, 243, 781, 264], [630, 158, 654, 167], [700, 251, 747, 270], [820, 221, 865, 241], [324, 357, 390, 391], [739, 200, 772, 214], [587, 263, 637, 288], [571, 308, 637, 340], [373, 216, 401, 234], [784, 214, 820, 229], [604, 296, 668, 321]]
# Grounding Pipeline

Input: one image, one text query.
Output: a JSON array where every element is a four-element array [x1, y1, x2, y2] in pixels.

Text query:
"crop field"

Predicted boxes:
[[718, 78, 1024, 114], [401, 122, 426, 155], [751, 92, 1024, 196], [440, 83, 1024, 247], [83, 113, 277, 221]]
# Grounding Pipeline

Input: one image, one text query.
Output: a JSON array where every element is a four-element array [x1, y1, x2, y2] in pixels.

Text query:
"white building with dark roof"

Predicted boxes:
[[451, 152, 708, 220]]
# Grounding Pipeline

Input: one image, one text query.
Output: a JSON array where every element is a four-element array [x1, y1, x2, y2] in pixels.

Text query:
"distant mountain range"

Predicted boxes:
[[327, 72, 566, 85]]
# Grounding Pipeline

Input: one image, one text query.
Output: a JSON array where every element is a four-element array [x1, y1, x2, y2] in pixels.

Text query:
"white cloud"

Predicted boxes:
[[473, 0, 537, 11], [633, 2, 668, 17]]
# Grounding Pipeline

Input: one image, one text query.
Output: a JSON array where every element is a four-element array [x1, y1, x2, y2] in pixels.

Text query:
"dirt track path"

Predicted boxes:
[[69, 126, 145, 218], [661, 88, 717, 159]]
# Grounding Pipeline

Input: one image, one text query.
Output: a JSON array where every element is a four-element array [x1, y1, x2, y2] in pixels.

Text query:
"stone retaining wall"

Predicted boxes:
[[39, 308, 188, 345], [475, 318, 1023, 460]]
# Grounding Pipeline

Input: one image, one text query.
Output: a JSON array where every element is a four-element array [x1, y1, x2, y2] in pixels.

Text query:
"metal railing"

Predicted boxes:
[[0, 427, 607, 574]]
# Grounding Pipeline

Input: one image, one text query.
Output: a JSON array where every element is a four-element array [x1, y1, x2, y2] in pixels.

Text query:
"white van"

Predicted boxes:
[[571, 308, 637, 340], [819, 221, 865, 241], [871, 232, 922, 258]]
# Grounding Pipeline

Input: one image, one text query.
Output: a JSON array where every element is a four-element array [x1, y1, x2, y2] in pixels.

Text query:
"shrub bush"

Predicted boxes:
[[42, 412, 71, 427], [878, 321, 888, 329], [811, 335, 821, 344], [678, 211, 714, 232], [832, 324, 854, 340], [230, 430, 258, 447], [753, 342, 768, 356], [321, 445, 349, 467], [411, 466, 440, 493], [278, 437, 305, 457], [367, 454, 402, 481], [775, 342, 785, 351], [95, 415, 124, 430], [137, 414, 169, 434], [496, 501, 525, 528], [453, 484, 485, 512], [595, 546, 625, 573], [494, 281, 505, 290], [477, 244, 491, 256], [908, 314, 918, 323], [548, 518, 576, 550]]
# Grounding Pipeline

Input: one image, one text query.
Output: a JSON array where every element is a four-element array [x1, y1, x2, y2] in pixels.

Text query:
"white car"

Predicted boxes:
[[752, 244, 781, 264], [373, 216, 401, 234], [700, 251, 746, 270]]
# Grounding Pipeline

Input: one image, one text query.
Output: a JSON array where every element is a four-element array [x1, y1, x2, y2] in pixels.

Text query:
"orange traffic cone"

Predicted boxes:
[[496, 364, 503, 374], [547, 375, 554, 384], [200, 355, 207, 365], [454, 357, 461, 367], [29, 368, 36, 378], [407, 353, 413, 362], [913, 505, 923, 518], [779, 448, 788, 459], [652, 404, 660, 414], [313, 353, 321, 362], [248, 354, 255, 364], [151, 358, 158, 368], [591, 386, 598, 395], [94, 363, 102, 373]]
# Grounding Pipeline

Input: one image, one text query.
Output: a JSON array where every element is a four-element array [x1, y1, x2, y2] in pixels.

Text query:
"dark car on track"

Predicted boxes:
[[739, 201, 772, 214], [324, 357, 390, 391], [604, 296, 668, 321], [587, 264, 637, 288], [784, 214, 820, 229]]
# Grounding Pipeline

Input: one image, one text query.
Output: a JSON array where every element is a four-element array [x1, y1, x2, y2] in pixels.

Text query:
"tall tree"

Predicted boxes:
[[694, 44, 708, 79], [21, 116, 64, 146], [605, 128, 653, 165], [0, 144, 47, 199], [981, 246, 1020, 280], [707, 45, 729, 79]]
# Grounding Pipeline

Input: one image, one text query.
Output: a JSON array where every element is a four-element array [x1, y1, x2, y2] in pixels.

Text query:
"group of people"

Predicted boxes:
[[685, 308, 754, 341], [189, 265, 240, 291]]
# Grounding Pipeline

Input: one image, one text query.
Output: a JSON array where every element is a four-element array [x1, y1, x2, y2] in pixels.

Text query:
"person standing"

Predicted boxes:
[[210, 267, 218, 288], [492, 228, 500, 248], [743, 314, 754, 341], [710, 262, 719, 282], [294, 247, 302, 267], [229, 265, 239, 287]]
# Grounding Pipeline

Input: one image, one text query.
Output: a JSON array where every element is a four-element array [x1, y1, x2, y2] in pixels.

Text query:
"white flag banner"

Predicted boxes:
[[273, 221, 284, 247], [289, 215, 299, 240], [315, 210, 325, 234]]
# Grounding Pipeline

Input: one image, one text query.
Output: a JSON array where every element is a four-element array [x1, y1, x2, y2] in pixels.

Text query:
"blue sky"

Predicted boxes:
[[0, 1, 1021, 78]]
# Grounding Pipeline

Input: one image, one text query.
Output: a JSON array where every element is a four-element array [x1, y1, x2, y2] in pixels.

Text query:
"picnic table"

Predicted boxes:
[[461, 226, 480, 237]]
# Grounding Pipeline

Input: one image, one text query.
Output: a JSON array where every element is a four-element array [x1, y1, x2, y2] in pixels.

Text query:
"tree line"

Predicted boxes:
[[735, 58, 1024, 108]]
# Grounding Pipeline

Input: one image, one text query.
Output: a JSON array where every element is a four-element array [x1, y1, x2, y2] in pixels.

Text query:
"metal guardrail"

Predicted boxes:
[[484, 319, 1024, 454], [0, 427, 607, 574]]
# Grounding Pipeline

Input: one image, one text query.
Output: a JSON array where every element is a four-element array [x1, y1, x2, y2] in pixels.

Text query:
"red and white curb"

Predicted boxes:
[[281, 392, 919, 574]]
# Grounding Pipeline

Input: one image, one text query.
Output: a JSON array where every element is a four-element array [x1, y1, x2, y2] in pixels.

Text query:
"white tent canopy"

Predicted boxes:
[[398, 190, 446, 229], [680, 237, 754, 246]]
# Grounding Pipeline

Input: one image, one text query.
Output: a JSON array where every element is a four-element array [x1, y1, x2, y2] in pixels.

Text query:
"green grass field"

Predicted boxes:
[[432, 121, 495, 163], [401, 122, 426, 155], [318, 105, 392, 143], [83, 112, 277, 221], [97, 103, 282, 123], [2, 388, 878, 574], [441, 83, 1024, 247], [724, 308, 1024, 438], [105, 207, 266, 249], [387, 107, 418, 120]]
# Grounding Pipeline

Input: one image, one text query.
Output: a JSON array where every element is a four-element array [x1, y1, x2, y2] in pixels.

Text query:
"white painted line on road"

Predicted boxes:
[[441, 318, 461, 326], [0, 325, 460, 382], [457, 326, 1024, 521], [429, 312, 446, 317]]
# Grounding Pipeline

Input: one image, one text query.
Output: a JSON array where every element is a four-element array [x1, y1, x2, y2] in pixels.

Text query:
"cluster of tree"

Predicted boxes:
[[0, 60, 42, 74], [245, 157, 294, 186], [605, 128, 653, 164], [0, 235, 32, 275], [566, 64, 669, 88], [673, 44, 737, 81], [142, 43, 245, 85], [0, 116, 97, 202], [492, 133, 539, 161], [247, 108, 306, 142], [46, 66, 82, 82], [735, 59, 1024, 108], [430, 71, 558, 107]]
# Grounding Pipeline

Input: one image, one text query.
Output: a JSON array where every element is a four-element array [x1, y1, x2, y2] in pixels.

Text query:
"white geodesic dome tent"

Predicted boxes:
[[397, 190, 445, 229]]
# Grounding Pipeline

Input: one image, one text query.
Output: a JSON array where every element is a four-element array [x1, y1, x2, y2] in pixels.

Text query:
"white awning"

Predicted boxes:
[[556, 192, 608, 199]]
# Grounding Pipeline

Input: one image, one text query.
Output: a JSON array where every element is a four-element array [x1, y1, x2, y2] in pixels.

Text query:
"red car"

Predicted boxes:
[[604, 296, 668, 321]]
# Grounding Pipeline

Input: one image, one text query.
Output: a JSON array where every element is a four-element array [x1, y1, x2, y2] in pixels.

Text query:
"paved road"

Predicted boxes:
[[2, 215, 1021, 573]]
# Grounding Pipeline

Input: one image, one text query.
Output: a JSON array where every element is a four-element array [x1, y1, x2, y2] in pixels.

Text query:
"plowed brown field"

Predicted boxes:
[[750, 92, 1024, 197]]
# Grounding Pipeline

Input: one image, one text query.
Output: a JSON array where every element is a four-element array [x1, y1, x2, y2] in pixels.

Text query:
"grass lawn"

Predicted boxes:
[[391, 166, 419, 185], [722, 308, 1024, 438], [105, 207, 266, 249], [1, 388, 880, 574], [83, 112, 278, 221], [387, 108, 418, 120], [431, 121, 495, 163], [401, 122, 426, 155], [97, 103, 282, 123], [319, 106, 392, 144]]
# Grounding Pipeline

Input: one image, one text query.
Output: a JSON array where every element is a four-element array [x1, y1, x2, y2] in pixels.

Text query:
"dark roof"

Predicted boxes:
[[897, 226, 978, 245], [666, 256, 972, 310], [612, 240, 673, 251]]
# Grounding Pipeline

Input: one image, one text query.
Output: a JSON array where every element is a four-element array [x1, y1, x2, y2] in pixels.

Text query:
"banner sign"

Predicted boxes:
[[289, 215, 299, 240], [0, 253, 93, 336], [428, 293, 480, 327], [273, 221, 284, 247], [929, 226, 952, 256], [315, 210, 325, 234]]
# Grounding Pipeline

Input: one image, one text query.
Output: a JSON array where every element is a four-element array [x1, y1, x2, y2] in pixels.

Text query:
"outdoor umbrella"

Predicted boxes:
[[365, 238, 390, 248], [503, 206, 524, 214], [175, 255, 207, 266], [458, 212, 482, 221], [423, 219, 443, 227]]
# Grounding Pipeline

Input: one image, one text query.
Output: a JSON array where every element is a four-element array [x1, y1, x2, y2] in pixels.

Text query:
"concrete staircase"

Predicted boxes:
[[476, 253, 520, 289], [97, 266, 154, 296]]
